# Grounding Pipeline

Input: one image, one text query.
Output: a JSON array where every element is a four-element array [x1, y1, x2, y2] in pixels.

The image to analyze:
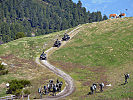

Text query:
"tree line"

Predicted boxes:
[[0, 0, 108, 43]]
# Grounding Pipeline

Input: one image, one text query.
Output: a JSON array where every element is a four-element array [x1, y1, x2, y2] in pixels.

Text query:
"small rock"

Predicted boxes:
[[106, 84, 111, 87], [10, 64, 14, 67], [6, 83, 10, 87], [1, 62, 7, 66]]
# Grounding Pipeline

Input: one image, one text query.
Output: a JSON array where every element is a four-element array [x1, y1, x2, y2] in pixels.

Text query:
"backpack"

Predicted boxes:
[[93, 85, 96, 89], [127, 74, 129, 79], [101, 83, 104, 87]]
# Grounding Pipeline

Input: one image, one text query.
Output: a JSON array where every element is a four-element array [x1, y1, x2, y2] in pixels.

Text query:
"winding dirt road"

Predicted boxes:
[[35, 25, 82, 100]]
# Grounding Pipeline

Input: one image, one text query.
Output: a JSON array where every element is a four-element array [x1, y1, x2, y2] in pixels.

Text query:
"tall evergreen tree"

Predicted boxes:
[[103, 14, 108, 20], [0, 0, 104, 44]]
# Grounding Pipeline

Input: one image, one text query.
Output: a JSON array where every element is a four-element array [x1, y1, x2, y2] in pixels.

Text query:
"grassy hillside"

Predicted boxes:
[[0, 27, 75, 98], [49, 17, 133, 99]]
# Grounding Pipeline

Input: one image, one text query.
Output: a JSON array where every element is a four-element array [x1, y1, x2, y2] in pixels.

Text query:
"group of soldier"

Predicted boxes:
[[39, 32, 130, 97], [38, 79, 63, 98], [89, 83, 104, 95], [89, 73, 130, 95], [39, 33, 70, 98]]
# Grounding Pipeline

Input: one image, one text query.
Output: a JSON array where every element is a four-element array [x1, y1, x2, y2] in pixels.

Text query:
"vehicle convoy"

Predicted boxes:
[[40, 52, 47, 60], [53, 39, 61, 47], [62, 33, 70, 41]]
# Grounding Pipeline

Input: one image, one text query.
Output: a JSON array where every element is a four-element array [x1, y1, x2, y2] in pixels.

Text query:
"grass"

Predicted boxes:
[[0, 27, 75, 98], [49, 17, 133, 99]]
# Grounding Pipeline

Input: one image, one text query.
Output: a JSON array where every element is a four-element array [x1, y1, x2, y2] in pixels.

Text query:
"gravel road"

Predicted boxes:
[[35, 25, 82, 100]]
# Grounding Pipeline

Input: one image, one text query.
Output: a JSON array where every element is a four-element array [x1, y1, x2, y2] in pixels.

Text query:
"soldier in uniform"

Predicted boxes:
[[99, 83, 104, 92], [93, 83, 97, 93], [124, 73, 130, 84], [90, 85, 94, 94]]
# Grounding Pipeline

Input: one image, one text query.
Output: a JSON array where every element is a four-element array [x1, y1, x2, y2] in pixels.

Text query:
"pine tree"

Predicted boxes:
[[77, 0, 82, 8], [103, 14, 108, 20], [0, 0, 104, 43]]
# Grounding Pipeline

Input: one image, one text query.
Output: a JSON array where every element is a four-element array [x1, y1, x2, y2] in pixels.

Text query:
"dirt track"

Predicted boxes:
[[35, 25, 82, 100]]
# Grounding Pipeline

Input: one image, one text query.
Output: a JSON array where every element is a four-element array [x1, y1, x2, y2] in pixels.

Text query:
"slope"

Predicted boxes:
[[0, 27, 75, 98], [49, 17, 133, 99], [36, 26, 82, 99]]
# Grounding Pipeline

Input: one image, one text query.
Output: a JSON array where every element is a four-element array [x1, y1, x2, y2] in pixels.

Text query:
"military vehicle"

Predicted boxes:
[[62, 33, 70, 41], [53, 39, 61, 47], [40, 52, 46, 60]]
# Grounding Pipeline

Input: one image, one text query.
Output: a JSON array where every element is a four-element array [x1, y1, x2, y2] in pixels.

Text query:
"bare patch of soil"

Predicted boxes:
[[50, 61, 108, 86], [50, 60, 87, 72]]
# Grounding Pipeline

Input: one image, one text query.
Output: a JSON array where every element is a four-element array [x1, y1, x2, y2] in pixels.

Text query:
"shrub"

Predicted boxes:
[[0, 64, 5, 70], [0, 70, 8, 75], [7, 79, 31, 96], [14, 89, 22, 97], [20, 80, 31, 87], [7, 82, 24, 94], [0, 63, 8, 75], [15, 32, 26, 39], [24, 89, 30, 95]]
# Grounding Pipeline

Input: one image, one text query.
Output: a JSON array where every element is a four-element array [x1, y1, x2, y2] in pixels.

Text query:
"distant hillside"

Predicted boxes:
[[0, 0, 107, 43]]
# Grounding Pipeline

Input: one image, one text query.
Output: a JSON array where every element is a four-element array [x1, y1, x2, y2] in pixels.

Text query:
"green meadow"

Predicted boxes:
[[0, 27, 75, 98], [49, 17, 133, 99]]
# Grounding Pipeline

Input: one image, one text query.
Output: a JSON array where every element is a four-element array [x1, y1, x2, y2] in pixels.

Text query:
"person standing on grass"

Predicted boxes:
[[124, 73, 130, 84], [93, 83, 97, 93], [99, 83, 104, 92], [90, 85, 94, 94]]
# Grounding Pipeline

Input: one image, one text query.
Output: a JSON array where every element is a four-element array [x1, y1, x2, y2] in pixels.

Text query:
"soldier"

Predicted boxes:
[[47, 84, 50, 92], [57, 79, 59, 84], [49, 79, 53, 83], [93, 83, 97, 93], [99, 83, 104, 92], [38, 88, 42, 99], [53, 84, 57, 96], [124, 73, 130, 84], [58, 81, 63, 92], [44, 85, 47, 95], [38, 88, 41, 93], [90, 85, 94, 94]]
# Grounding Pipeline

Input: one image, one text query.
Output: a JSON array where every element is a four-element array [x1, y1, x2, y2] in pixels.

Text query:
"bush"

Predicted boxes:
[[14, 89, 22, 97], [15, 32, 26, 40], [0, 64, 5, 70], [0, 70, 8, 75], [7, 82, 24, 94], [20, 80, 31, 87], [0, 63, 8, 75], [24, 89, 30, 95], [7, 79, 31, 96]]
